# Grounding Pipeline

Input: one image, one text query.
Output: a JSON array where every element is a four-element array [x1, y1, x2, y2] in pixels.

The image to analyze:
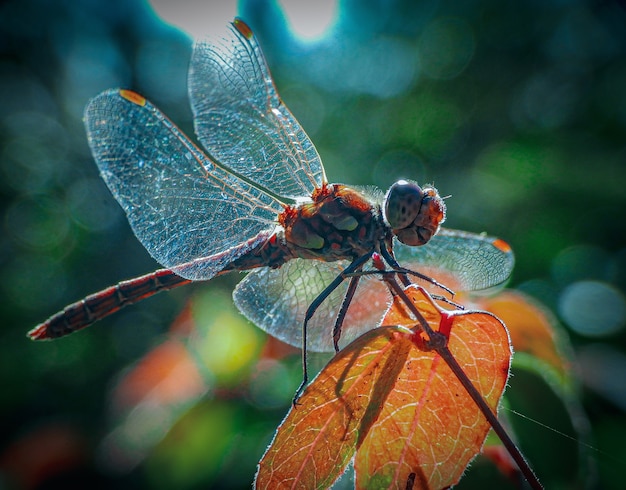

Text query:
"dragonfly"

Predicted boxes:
[[29, 18, 514, 360]]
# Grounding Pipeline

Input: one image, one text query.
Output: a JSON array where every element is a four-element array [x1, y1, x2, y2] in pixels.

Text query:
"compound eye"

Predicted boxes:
[[384, 180, 425, 230]]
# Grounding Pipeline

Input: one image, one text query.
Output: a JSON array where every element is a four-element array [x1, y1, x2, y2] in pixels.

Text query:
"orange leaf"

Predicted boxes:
[[355, 286, 511, 489], [256, 285, 511, 489], [256, 327, 412, 489], [482, 290, 570, 382]]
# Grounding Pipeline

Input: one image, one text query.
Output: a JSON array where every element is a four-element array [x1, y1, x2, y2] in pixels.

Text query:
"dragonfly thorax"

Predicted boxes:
[[279, 183, 387, 262], [383, 180, 446, 247]]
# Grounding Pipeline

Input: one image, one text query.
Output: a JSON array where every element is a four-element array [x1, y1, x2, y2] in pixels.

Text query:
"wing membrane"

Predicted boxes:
[[188, 19, 325, 199], [84, 89, 283, 280], [234, 259, 390, 352], [394, 228, 515, 291]]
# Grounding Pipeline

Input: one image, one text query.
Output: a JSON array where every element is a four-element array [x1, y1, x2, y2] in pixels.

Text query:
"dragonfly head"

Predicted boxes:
[[383, 180, 446, 246]]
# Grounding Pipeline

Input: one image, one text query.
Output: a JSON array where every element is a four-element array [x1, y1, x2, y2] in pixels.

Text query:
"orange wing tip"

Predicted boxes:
[[492, 238, 512, 254], [234, 18, 254, 39], [27, 323, 51, 341], [119, 89, 146, 107]]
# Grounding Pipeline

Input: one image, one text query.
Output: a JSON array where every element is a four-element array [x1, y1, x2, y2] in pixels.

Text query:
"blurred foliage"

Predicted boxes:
[[1, 0, 625, 488]]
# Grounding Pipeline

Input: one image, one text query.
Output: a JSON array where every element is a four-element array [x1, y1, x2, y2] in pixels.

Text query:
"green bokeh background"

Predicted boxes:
[[1, 0, 625, 488]]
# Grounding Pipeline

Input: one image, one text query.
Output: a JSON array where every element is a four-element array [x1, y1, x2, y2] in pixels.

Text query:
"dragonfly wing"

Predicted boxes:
[[188, 19, 325, 200], [84, 89, 283, 280], [233, 259, 391, 352], [393, 228, 515, 292]]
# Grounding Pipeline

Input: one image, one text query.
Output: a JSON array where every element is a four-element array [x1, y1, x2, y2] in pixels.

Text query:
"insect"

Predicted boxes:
[[29, 18, 513, 361]]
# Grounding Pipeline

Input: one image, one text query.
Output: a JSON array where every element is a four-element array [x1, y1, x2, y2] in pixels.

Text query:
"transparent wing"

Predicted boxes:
[[188, 18, 325, 200], [393, 228, 515, 292], [84, 89, 283, 280], [233, 259, 391, 352]]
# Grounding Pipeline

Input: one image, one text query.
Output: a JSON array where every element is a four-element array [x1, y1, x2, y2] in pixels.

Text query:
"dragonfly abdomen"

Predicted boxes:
[[29, 270, 190, 340]]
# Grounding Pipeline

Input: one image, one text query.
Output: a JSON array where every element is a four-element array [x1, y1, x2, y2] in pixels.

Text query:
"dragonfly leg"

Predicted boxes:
[[293, 252, 372, 406], [379, 245, 455, 297], [332, 274, 362, 353], [379, 245, 411, 287], [380, 271, 443, 347], [343, 268, 463, 310]]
